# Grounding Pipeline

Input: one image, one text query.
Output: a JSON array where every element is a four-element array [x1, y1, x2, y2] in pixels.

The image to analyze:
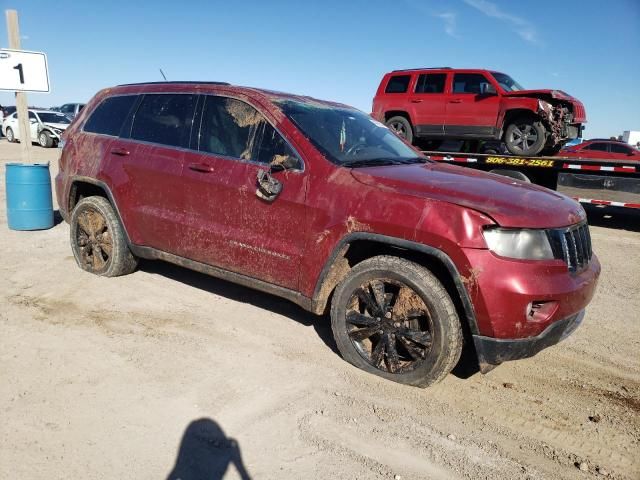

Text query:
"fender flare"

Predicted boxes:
[[68, 175, 133, 246], [311, 232, 479, 335]]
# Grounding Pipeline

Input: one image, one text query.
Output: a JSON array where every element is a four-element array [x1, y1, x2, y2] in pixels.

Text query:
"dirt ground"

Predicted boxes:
[[1, 139, 638, 480]]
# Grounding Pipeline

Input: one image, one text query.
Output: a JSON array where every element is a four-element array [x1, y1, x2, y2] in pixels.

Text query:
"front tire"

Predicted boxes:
[[504, 117, 546, 156], [5, 127, 15, 143], [38, 131, 53, 148], [330, 256, 463, 387], [70, 196, 138, 277], [386, 116, 414, 144]]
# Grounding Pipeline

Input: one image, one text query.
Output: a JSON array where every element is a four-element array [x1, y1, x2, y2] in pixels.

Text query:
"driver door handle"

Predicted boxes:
[[188, 163, 215, 173], [110, 148, 130, 156], [449, 99, 463, 103], [410, 99, 423, 103]]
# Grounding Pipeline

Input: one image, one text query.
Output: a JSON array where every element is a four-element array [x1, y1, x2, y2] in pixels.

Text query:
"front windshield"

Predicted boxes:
[[491, 72, 524, 92], [277, 100, 426, 166], [37, 112, 71, 124]]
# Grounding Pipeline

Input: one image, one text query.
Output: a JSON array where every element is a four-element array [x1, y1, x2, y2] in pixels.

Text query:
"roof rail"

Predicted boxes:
[[117, 81, 231, 86], [391, 67, 452, 72]]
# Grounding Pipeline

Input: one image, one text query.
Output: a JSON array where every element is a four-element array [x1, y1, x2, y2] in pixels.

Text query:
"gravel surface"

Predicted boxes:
[[1, 139, 638, 479]]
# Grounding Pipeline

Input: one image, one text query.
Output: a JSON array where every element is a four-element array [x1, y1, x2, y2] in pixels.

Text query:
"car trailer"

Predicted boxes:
[[424, 151, 640, 210]]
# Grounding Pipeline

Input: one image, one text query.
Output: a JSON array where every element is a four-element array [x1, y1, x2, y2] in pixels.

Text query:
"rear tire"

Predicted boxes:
[[504, 117, 546, 156], [386, 116, 414, 144], [70, 196, 138, 277], [5, 127, 15, 143], [330, 255, 463, 387]]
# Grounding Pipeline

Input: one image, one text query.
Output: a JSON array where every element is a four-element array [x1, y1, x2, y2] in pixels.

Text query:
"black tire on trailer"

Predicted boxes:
[[541, 143, 563, 156], [5, 127, 15, 143], [38, 131, 54, 148], [504, 117, 546, 156], [330, 255, 463, 388], [70, 196, 138, 277], [386, 116, 414, 144]]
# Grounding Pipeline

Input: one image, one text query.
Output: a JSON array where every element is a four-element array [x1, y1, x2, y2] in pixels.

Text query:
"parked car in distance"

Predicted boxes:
[[56, 81, 600, 387], [372, 67, 587, 157], [54, 103, 86, 119], [2, 109, 71, 147], [561, 139, 640, 160]]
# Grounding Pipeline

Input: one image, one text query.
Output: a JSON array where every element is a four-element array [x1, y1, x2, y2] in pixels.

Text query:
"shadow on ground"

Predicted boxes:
[[140, 260, 339, 355], [140, 259, 482, 381], [167, 418, 251, 480], [583, 204, 640, 232]]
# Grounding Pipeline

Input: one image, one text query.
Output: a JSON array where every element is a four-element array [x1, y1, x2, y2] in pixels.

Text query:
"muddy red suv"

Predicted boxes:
[[56, 81, 599, 387], [372, 68, 587, 157]]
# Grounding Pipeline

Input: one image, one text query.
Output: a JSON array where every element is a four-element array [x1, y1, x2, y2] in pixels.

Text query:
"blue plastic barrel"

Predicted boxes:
[[5, 163, 54, 230]]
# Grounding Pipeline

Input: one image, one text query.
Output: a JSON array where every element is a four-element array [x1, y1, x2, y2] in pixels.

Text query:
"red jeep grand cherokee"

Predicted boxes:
[[56, 81, 600, 387], [372, 68, 587, 157]]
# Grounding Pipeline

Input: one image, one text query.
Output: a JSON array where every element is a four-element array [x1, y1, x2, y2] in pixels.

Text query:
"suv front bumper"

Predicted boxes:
[[473, 310, 584, 372]]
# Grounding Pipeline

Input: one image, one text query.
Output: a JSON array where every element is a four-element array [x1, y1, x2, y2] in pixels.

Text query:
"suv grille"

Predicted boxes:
[[548, 223, 593, 272]]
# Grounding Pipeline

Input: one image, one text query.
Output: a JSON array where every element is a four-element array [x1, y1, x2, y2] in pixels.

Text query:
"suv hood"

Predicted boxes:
[[350, 163, 585, 229], [43, 122, 69, 130], [503, 89, 577, 101]]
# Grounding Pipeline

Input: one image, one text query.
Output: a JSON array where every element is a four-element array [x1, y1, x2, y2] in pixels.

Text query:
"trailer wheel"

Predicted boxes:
[[386, 116, 414, 144], [504, 117, 546, 156]]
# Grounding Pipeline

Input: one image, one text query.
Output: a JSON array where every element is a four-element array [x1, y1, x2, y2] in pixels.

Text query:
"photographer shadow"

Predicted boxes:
[[167, 418, 251, 480]]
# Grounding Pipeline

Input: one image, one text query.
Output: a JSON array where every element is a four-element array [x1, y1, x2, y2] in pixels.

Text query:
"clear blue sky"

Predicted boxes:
[[1, 0, 638, 138]]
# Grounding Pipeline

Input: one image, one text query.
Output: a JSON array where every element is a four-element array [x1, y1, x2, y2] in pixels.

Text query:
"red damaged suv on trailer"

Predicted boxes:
[[56, 81, 599, 387], [372, 68, 587, 156]]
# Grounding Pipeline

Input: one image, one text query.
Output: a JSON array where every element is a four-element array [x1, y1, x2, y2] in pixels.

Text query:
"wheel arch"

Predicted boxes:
[[68, 176, 133, 245], [500, 108, 541, 137], [384, 110, 413, 125], [311, 233, 479, 337]]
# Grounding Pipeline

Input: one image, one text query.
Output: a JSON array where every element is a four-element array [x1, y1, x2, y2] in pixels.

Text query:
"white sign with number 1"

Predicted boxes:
[[0, 49, 50, 92]]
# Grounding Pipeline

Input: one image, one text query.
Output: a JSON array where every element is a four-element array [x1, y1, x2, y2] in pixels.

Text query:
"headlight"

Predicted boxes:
[[483, 228, 554, 260]]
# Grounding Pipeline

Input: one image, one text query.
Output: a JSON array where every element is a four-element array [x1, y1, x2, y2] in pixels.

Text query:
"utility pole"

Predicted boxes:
[[5, 9, 32, 160]]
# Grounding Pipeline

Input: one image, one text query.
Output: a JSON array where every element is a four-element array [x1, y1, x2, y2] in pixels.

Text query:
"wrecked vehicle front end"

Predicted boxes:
[[509, 89, 587, 146]]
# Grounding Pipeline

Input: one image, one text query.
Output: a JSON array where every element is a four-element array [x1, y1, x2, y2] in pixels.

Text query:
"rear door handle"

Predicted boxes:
[[449, 99, 462, 103], [111, 148, 130, 156], [188, 163, 215, 173], [410, 99, 423, 103]]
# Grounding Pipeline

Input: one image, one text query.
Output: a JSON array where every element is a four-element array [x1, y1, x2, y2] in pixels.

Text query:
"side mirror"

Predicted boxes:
[[480, 83, 497, 95], [29, 118, 37, 123], [269, 154, 300, 172], [256, 169, 283, 202]]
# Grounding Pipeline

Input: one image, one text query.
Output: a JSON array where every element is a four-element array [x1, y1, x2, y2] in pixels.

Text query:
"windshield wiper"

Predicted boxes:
[[341, 158, 402, 168], [342, 157, 428, 168]]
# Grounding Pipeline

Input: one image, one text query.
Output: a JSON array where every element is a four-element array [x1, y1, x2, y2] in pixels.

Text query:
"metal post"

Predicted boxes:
[[5, 9, 32, 161]]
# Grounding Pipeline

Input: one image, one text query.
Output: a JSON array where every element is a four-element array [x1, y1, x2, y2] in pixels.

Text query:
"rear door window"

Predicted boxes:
[[84, 95, 139, 137], [415, 73, 446, 93], [385, 75, 411, 93], [131, 94, 197, 148]]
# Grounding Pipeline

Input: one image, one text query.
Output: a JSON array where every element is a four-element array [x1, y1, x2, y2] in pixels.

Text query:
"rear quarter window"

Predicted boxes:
[[84, 95, 139, 137], [385, 75, 411, 93]]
